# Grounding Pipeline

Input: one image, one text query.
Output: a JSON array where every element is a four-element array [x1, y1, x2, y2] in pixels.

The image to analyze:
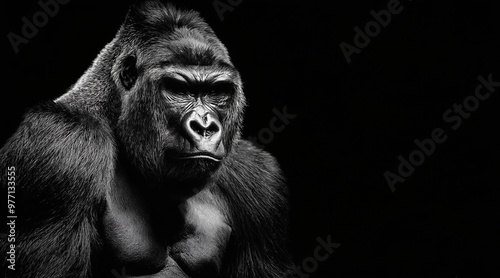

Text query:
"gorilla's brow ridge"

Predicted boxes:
[[159, 66, 236, 84], [160, 61, 236, 74]]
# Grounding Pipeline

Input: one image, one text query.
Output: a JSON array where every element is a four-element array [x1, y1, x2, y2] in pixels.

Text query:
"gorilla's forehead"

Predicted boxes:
[[167, 40, 220, 66], [143, 31, 230, 67], [126, 3, 232, 68]]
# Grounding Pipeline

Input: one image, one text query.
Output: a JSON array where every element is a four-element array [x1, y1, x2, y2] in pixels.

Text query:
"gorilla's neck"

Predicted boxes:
[[55, 38, 122, 125]]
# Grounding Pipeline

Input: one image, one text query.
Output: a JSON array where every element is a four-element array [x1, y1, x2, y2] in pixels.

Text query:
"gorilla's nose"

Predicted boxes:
[[182, 110, 222, 151]]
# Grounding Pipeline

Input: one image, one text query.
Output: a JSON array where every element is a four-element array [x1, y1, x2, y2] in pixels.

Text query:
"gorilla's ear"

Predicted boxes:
[[120, 55, 137, 90]]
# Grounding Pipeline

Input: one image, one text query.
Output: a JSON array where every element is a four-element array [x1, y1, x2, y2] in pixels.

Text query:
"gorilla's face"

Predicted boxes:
[[115, 33, 245, 196]]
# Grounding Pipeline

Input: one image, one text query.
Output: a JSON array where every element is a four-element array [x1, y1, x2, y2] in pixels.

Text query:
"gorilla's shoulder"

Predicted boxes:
[[214, 140, 289, 237], [218, 139, 285, 192], [7, 101, 115, 151], [25, 101, 111, 132], [1, 101, 115, 199], [230, 139, 282, 172]]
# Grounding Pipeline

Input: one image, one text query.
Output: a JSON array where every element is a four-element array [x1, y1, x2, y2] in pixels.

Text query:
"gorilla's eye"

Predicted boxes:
[[210, 95, 231, 107], [163, 77, 188, 95], [210, 81, 234, 96]]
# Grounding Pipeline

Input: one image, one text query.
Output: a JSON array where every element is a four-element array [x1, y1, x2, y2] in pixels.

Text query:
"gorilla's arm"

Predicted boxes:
[[0, 102, 114, 278], [217, 140, 293, 278]]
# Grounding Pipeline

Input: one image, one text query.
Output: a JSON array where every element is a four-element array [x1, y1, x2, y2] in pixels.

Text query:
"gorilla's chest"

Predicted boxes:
[[103, 179, 231, 277]]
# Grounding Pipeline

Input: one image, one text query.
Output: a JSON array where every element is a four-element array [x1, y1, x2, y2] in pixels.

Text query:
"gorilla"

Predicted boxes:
[[0, 1, 292, 277]]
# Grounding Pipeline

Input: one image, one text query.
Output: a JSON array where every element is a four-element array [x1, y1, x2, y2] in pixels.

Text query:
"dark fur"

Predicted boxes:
[[1, 1, 291, 277]]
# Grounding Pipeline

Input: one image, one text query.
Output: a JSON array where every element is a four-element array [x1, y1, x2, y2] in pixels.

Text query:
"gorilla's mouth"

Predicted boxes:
[[178, 151, 222, 162], [162, 151, 222, 186]]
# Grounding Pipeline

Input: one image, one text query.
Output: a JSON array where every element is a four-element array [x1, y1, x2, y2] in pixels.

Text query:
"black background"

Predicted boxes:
[[2, 0, 499, 277]]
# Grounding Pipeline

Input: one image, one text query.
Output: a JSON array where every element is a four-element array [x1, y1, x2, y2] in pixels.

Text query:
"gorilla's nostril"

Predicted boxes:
[[206, 122, 219, 135], [189, 120, 220, 138], [189, 121, 205, 137]]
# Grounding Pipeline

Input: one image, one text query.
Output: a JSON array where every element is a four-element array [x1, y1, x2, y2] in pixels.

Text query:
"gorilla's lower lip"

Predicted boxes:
[[178, 152, 222, 162]]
